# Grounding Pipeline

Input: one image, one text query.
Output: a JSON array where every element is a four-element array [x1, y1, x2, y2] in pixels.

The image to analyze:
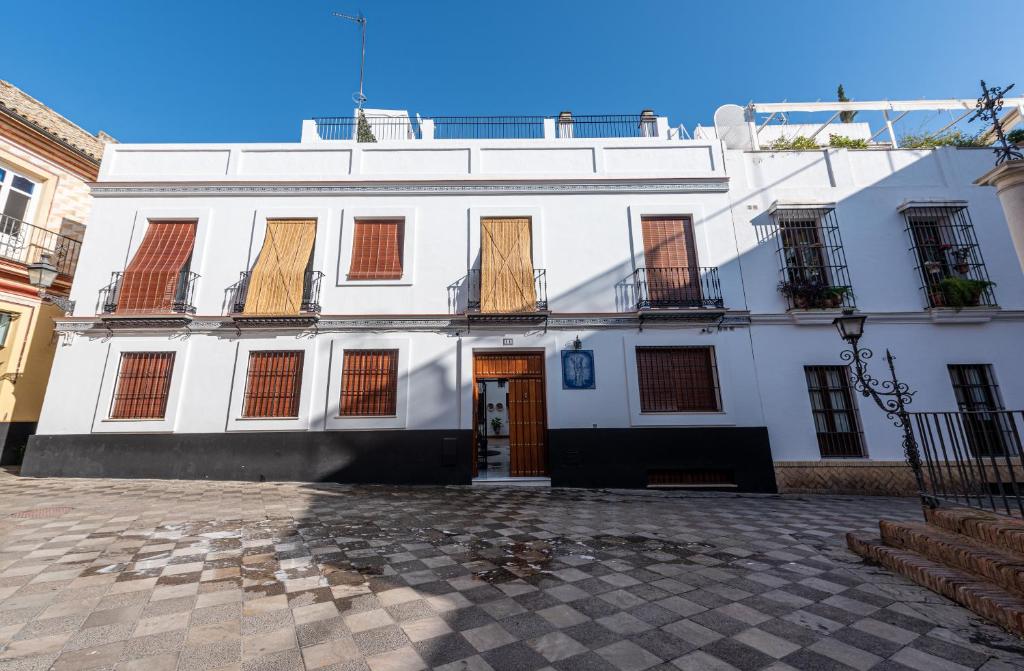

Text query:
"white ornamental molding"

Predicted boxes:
[[90, 180, 729, 198]]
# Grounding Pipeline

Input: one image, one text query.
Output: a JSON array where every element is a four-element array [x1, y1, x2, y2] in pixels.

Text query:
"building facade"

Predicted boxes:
[[22, 112, 1024, 492], [0, 80, 108, 464]]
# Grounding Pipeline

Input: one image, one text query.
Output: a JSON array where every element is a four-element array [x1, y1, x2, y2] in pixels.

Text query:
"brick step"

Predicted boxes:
[[880, 519, 1024, 598], [926, 506, 1024, 555], [847, 533, 1024, 636]]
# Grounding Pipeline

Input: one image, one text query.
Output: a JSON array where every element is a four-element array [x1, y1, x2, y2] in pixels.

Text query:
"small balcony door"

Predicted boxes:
[[641, 216, 701, 306]]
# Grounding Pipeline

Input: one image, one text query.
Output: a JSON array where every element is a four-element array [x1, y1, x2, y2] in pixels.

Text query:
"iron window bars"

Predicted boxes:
[[339, 349, 399, 416], [242, 351, 304, 418], [231, 270, 324, 314], [110, 352, 175, 419], [636, 346, 721, 413], [770, 205, 855, 310], [804, 365, 866, 458], [465, 269, 548, 312], [100, 270, 199, 315], [900, 203, 996, 309], [633, 266, 723, 310]]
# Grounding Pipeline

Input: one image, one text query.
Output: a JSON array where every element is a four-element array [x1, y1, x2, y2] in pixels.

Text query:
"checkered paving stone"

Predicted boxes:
[[0, 472, 1022, 670]]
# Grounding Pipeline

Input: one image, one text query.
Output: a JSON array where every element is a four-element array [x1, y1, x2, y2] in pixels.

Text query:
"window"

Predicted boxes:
[[340, 349, 399, 416], [348, 219, 403, 280], [478, 217, 538, 313], [804, 366, 865, 458], [639, 216, 702, 307], [242, 351, 304, 418], [115, 221, 197, 314], [901, 203, 995, 309], [636, 346, 720, 413], [948, 364, 1011, 457], [0, 167, 38, 237], [770, 205, 853, 310], [110, 352, 175, 419], [241, 219, 317, 315]]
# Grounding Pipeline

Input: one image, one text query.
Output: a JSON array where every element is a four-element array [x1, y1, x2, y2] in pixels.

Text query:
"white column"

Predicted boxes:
[[420, 119, 435, 140], [976, 161, 1024, 273]]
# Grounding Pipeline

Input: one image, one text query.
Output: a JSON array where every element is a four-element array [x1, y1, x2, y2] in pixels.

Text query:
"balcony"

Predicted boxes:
[[453, 269, 549, 327], [0, 214, 82, 278], [230, 270, 324, 325], [100, 270, 198, 323], [633, 267, 724, 313]]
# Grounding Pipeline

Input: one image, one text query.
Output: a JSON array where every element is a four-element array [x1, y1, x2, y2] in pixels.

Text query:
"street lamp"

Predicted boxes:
[[832, 310, 927, 497], [26, 252, 75, 315]]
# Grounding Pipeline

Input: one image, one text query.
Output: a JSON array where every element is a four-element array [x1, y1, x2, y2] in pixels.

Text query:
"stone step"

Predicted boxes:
[[880, 519, 1024, 598], [847, 533, 1024, 636], [925, 506, 1024, 555]]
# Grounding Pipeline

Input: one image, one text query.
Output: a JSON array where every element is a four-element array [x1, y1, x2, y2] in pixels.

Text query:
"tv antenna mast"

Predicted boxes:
[[332, 10, 367, 109]]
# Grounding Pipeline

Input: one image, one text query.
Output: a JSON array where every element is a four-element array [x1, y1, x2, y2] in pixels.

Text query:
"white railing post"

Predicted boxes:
[[543, 117, 556, 139], [420, 119, 434, 140], [300, 119, 320, 143], [656, 116, 670, 139]]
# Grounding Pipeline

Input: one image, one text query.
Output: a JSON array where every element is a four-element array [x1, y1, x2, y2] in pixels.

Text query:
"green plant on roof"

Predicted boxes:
[[356, 110, 377, 143], [900, 130, 985, 149], [828, 134, 869, 149], [767, 135, 821, 150], [837, 84, 857, 124]]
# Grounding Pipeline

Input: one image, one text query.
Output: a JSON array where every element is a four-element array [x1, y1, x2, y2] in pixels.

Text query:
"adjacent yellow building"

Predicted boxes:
[[0, 80, 108, 464]]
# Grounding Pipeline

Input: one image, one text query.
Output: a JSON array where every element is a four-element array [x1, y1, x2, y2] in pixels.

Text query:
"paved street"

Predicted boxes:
[[0, 472, 1022, 671]]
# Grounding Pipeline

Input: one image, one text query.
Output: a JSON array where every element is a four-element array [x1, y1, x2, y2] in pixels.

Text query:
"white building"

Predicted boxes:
[[22, 109, 1024, 493]]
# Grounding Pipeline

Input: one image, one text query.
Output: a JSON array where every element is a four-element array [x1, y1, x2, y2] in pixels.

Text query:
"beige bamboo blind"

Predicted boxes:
[[116, 221, 196, 314], [110, 352, 175, 419], [636, 346, 720, 412], [243, 219, 316, 315], [348, 220, 404, 280], [340, 349, 399, 416], [480, 217, 536, 313], [242, 351, 304, 418]]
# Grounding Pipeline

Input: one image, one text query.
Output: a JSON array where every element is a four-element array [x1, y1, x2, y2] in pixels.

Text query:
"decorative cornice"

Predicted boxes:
[[89, 180, 730, 198]]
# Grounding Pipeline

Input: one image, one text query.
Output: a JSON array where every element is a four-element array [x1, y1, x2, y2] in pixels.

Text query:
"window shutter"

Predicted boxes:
[[636, 346, 719, 412], [243, 219, 317, 315], [640, 217, 700, 304], [340, 349, 399, 416], [242, 351, 304, 418], [348, 220, 403, 280], [480, 217, 536, 313], [111, 352, 175, 419], [116, 221, 196, 314]]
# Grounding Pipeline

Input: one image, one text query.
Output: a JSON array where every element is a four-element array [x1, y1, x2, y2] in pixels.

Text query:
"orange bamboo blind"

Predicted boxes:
[[636, 346, 720, 412], [242, 351, 304, 418], [243, 219, 317, 315], [348, 220, 403, 280], [110, 352, 175, 419], [339, 349, 399, 416], [116, 221, 196, 314], [480, 217, 536, 313]]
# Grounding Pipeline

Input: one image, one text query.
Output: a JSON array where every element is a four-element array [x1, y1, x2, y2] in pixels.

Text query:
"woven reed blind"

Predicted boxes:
[[339, 349, 399, 416], [480, 217, 536, 313], [348, 220, 403, 280], [116, 221, 196, 314], [242, 351, 303, 418], [110, 352, 175, 419], [636, 346, 719, 412], [243, 219, 316, 315]]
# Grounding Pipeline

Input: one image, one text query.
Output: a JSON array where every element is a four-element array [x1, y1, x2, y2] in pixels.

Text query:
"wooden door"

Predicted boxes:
[[480, 218, 537, 313], [473, 352, 548, 477], [641, 216, 700, 305]]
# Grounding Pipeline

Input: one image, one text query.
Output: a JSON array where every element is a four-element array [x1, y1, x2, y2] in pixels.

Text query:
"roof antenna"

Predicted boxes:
[[332, 10, 367, 109]]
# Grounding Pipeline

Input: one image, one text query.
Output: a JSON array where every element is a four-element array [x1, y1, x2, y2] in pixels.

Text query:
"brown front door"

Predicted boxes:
[[473, 352, 548, 477]]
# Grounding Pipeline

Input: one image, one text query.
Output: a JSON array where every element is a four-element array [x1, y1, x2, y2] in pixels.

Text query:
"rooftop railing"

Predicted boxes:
[[0, 214, 82, 277]]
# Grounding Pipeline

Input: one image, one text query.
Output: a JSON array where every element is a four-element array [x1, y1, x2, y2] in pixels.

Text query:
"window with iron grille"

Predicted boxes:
[[348, 220, 404, 280], [948, 364, 1011, 457], [804, 366, 865, 458], [340, 349, 399, 416], [110, 352, 175, 419], [770, 206, 854, 310], [242, 351, 304, 418], [900, 203, 995, 309], [636, 346, 720, 413]]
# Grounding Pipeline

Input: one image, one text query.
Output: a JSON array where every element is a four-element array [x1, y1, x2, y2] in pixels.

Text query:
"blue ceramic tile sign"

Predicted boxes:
[[561, 350, 596, 389]]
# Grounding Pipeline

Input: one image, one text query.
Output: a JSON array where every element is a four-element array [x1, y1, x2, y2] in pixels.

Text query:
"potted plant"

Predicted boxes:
[[951, 248, 972, 275], [936, 277, 995, 309], [778, 279, 848, 310], [490, 416, 504, 436]]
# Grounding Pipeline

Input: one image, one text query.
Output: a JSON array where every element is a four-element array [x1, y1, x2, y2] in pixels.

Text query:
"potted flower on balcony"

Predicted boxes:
[[937, 277, 995, 309], [778, 279, 849, 309], [951, 247, 972, 275]]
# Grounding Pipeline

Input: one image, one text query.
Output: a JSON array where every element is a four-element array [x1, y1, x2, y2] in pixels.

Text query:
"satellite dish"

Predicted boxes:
[[714, 104, 752, 150]]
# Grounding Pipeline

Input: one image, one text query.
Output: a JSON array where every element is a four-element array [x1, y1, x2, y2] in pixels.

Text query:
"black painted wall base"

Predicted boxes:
[[0, 422, 37, 466], [23, 430, 474, 484], [549, 427, 777, 492]]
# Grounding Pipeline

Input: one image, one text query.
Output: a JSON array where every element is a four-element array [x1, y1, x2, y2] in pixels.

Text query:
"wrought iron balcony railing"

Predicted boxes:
[[230, 270, 324, 314], [633, 267, 723, 310], [466, 269, 548, 312], [100, 271, 199, 315], [0, 214, 82, 277]]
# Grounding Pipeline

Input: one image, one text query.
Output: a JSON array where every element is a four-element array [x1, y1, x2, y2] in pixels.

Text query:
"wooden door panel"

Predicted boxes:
[[508, 377, 547, 476]]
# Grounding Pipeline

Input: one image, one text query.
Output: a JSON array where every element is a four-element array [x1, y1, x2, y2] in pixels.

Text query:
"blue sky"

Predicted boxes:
[[6, 0, 1020, 143]]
